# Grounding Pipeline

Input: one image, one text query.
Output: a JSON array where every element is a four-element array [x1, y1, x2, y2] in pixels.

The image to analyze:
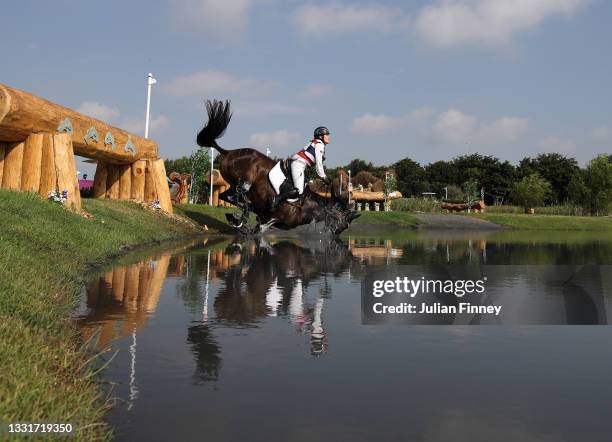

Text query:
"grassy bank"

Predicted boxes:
[[174, 203, 612, 231], [350, 210, 421, 228], [0, 190, 204, 440], [469, 213, 612, 230]]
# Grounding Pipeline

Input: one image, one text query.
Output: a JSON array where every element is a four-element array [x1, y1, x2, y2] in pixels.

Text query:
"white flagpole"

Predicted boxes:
[[348, 170, 352, 206], [144, 73, 157, 139], [209, 147, 215, 206]]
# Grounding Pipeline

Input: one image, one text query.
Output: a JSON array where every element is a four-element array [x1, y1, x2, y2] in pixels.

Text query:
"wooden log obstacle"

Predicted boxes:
[[0, 83, 172, 213], [316, 188, 403, 211], [441, 200, 486, 213], [351, 190, 402, 211]]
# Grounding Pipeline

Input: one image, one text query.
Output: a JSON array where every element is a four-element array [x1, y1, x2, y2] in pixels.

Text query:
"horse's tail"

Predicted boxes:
[[196, 99, 232, 154]]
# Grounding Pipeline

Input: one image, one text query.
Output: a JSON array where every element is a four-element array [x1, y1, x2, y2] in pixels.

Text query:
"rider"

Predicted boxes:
[[272, 126, 332, 208]]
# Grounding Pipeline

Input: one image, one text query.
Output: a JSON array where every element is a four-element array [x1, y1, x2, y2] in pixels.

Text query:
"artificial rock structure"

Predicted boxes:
[[0, 83, 172, 212]]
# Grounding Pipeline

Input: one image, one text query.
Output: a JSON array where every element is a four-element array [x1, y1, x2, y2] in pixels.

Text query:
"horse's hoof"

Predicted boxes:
[[225, 213, 244, 229]]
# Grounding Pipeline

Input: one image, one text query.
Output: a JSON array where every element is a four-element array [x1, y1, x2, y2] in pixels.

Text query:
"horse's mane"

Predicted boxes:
[[303, 186, 339, 210]]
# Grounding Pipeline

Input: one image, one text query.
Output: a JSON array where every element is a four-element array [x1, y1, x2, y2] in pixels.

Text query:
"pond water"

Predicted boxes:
[[73, 231, 612, 441]]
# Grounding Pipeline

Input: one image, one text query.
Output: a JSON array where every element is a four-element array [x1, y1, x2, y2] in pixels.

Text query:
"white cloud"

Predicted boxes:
[[249, 130, 299, 149], [355, 107, 528, 145], [433, 110, 528, 145], [120, 115, 170, 136], [164, 69, 275, 97], [476, 117, 529, 144], [433, 109, 478, 144], [77, 101, 120, 122], [293, 3, 409, 34], [351, 108, 434, 134], [302, 84, 334, 98], [172, 0, 253, 40], [538, 136, 577, 154], [415, 0, 588, 48]]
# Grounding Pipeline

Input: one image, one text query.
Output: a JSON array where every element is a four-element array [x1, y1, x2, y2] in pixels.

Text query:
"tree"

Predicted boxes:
[[568, 154, 612, 215], [517, 157, 536, 178], [383, 172, 397, 205], [347, 158, 375, 176], [463, 178, 480, 207], [426, 160, 458, 196], [164, 156, 192, 175], [189, 148, 212, 204], [392, 157, 427, 197], [510, 174, 551, 212], [451, 154, 516, 201], [518, 153, 579, 204]]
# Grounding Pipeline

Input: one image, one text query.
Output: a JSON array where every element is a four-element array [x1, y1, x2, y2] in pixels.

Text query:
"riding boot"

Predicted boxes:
[[272, 188, 299, 209]]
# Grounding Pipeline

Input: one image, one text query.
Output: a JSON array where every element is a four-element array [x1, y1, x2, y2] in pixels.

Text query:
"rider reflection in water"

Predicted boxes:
[[310, 297, 327, 356], [272, 126, 332, 208]]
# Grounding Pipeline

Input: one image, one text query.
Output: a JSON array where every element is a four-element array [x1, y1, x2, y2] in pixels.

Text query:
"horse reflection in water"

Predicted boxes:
[[208, 238, 353, 356]]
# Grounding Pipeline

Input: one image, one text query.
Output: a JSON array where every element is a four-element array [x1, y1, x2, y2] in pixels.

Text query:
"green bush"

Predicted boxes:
[[390, 197, 441, 213], [463, 179, 480, 206], [510, 174, 552, 211]]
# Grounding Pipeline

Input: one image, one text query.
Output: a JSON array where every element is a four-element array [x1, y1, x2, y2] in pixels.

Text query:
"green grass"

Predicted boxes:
[[390, 197, 442, 213], [0, 190, 204, 440], [171, 201, 612, 232], [350, 210, 421, 227], [174, 204, 424, 230], [469, 213, 612, 230], [484, 204, 589, 216]]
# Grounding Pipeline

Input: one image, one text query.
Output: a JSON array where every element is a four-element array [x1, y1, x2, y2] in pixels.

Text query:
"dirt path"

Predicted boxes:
[[414, 214, 507, 230]]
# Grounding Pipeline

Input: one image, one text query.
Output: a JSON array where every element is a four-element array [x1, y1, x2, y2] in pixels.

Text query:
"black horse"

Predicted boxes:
[[196, 100, 358, 234]]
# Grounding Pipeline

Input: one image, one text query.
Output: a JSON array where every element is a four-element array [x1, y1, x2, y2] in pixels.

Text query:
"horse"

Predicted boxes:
[[196, 100, 358, 234]]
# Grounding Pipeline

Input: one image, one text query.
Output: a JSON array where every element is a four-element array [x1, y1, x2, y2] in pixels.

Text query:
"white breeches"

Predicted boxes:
[[291, 159, 307, 194]]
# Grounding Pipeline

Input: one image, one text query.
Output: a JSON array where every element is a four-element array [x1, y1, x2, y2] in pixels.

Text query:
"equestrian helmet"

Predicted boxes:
[[314, 126, 331, 139]]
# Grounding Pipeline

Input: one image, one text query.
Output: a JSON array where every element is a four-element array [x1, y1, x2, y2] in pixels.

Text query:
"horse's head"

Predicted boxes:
[[306, 189, 359, 235], [330, 170, 350, 204], [331, 202, 360, 234]]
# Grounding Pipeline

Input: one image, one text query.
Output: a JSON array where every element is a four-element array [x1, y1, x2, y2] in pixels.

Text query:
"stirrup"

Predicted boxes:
[[272, 189, 298, 209]]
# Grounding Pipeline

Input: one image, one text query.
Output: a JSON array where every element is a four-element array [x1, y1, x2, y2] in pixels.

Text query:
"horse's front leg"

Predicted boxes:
[[219, 186, 237, 206], [222, 181, 255, 232]]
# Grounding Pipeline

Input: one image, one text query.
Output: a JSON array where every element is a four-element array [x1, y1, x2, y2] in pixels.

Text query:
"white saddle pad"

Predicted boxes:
[[268, 161, 286, 195]]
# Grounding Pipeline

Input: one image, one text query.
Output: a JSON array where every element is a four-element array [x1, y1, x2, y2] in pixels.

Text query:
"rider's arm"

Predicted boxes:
[[315, 143, 326, 179]]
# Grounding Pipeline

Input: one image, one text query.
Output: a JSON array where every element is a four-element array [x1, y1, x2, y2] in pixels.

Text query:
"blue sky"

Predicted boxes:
[[2, 0, 611, 176]]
